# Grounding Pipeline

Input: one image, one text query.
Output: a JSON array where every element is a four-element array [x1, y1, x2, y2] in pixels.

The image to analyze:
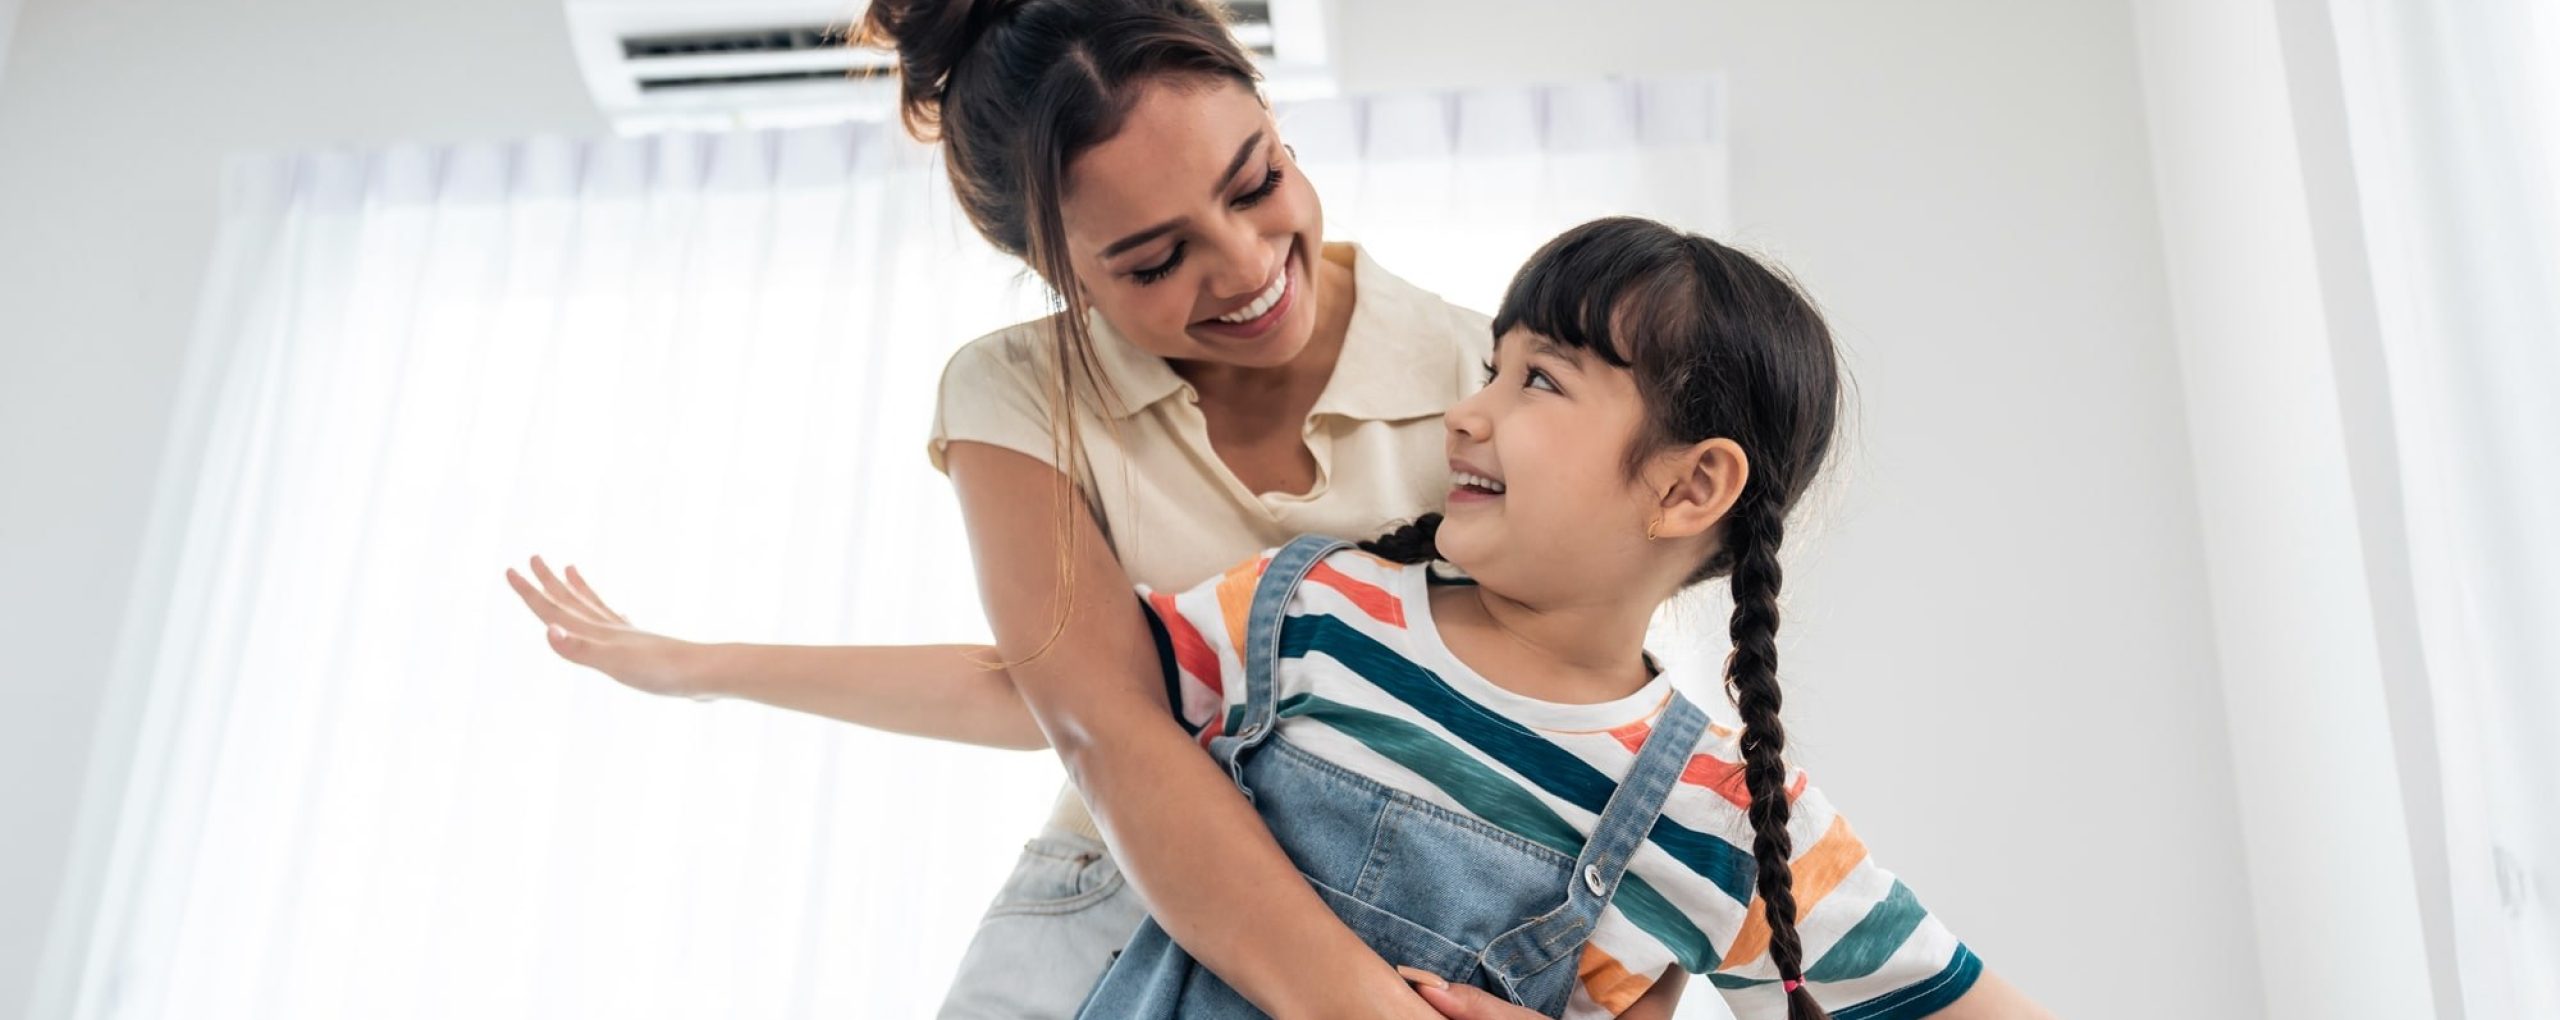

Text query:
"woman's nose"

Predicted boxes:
[[1202, 224, 1274, 301]]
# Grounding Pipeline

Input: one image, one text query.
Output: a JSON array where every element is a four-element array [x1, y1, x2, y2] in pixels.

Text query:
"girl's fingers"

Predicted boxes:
[[522, 553, 578, 609], [504, 567, 577, 629], [562, 563, 628, 625], [526, 556, 593, 624], [545, 622, 593, 663]]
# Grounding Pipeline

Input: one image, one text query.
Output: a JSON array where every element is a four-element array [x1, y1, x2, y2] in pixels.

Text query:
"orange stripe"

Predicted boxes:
[[1148, 590, 1222, 698], [1610, 721, 1809, 810], [1576, 943, 1655, 1015], [1212, 555, 1267, 662], [1715, 813, 1865, 971], [1306, 561, 1407, 629]]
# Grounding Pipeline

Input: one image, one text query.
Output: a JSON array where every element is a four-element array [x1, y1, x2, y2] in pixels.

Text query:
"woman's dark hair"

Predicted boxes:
[[1359, 216, 1844, 1019], [855, 0, 1261, 656]]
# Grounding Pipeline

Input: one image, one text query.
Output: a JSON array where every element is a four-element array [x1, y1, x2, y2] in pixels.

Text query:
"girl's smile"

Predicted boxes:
[[1448, 455, 1506, 505]]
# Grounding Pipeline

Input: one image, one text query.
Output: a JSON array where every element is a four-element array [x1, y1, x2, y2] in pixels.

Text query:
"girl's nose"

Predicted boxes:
[[1445, 389, 1492, 442]]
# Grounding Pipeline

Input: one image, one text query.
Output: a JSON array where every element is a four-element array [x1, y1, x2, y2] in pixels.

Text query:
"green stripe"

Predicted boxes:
[[1803, 879, 1928, 982], [1834, 944, 1983, 1020], [1709, 941, 1981, 1016], [1284, 615, 1758, 902], [1269, 693, 1724, 972]]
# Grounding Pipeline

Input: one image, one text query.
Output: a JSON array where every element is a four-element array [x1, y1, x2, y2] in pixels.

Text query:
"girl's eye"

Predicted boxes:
[[1234, 163, 1285, 209], [1133, 242, 1186, 285], [1478, 357, 1560, 394]]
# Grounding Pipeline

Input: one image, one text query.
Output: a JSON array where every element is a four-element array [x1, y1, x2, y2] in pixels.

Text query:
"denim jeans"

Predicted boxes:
[[935, 826, 1147, 1020]]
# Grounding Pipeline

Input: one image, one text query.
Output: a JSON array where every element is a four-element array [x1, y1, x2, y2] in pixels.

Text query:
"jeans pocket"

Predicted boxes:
[[984, 835, 1125, 918]]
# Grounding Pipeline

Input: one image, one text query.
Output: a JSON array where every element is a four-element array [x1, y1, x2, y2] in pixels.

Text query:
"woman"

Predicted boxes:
[[509, 0, 2049, 1016]]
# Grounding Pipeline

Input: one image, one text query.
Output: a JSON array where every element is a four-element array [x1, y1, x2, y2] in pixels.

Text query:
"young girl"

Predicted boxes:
[[862, 217, 1994, 1018]]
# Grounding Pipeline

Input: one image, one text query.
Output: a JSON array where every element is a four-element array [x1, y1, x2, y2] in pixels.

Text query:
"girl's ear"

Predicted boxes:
[[1650, 438, 1747, 541]]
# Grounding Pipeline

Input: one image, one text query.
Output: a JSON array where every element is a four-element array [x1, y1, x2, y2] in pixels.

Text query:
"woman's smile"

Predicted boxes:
[[1189, 238, 1301, 346]]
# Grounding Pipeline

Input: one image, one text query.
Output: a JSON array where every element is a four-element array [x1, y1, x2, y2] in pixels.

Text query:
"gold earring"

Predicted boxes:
[[1645, 518, 1663, 542]]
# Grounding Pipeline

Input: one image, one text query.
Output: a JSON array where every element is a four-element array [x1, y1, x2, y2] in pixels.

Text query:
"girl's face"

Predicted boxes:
[[1057, 79, 1326, 370], [1437, 326, 1665, 600]]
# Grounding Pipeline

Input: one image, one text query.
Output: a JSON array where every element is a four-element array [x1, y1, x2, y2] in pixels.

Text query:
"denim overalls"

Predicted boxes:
[[1076, 535, 1711, 1018]]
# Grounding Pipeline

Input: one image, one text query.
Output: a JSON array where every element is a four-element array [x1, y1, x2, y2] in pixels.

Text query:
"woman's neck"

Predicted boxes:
[[1428, 581, 1660, 705]]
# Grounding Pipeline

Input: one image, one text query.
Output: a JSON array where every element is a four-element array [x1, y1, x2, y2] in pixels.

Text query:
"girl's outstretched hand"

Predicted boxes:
[[504, 555, 706, 699]]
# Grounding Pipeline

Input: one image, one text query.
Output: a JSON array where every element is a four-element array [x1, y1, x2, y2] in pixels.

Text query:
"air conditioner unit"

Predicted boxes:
[[565, 0, 1334, 135]]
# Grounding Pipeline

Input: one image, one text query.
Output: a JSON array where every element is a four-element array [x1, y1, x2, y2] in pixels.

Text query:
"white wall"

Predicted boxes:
[[2, 2, 2262, 1018], [0, 0, 22, 91]]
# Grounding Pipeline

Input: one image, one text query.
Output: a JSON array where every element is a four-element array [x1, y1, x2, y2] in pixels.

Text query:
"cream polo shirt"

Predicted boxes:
[[926, 240, 1494, 840]]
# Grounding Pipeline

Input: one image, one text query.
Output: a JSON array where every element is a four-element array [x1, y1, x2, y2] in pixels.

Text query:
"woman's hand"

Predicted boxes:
[[1399, 964, 1687, 1020], [504, 555, 707, 699], [1398, 968, 1550, 1020]]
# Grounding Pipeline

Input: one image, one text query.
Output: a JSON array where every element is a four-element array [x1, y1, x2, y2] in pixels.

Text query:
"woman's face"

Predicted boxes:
[[1057, 79, 1325, 370]]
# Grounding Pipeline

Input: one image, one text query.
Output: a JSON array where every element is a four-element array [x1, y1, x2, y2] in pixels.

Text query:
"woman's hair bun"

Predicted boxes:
[[853, 0, 1018, 138]]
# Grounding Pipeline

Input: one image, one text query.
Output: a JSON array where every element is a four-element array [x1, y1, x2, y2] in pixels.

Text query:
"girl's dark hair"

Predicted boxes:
[[854, 0, 1261, 657], [1359, 217, 1844, 1019]]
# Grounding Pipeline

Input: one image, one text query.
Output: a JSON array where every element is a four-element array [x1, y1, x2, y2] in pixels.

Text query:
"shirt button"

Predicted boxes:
[[1583, 864, 1608, 896]]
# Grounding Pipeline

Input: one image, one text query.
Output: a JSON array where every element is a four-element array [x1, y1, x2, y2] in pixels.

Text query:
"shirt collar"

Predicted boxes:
[[1082, 241, 1473, 422]]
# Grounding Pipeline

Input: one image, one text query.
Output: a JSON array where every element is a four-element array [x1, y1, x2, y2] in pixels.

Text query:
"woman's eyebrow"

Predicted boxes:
[[1098, 129, 1267, 259], [1213, 129, 1267, 196]]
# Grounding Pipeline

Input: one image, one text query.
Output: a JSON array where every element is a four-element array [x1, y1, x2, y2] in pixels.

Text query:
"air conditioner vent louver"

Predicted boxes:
[[568, 0, 1330, 134], [621, 25, 851, 61], [638, 68, 891, 93]]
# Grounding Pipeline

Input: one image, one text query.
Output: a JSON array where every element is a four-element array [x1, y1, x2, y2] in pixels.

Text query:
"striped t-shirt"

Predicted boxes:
[[1135, 547, 1984, 1020]]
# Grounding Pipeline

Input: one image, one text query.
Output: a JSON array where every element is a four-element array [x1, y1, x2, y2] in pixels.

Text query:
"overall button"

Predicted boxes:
[[1584, 864, 1608, 896]]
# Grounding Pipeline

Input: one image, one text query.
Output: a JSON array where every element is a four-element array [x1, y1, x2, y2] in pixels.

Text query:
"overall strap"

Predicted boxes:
[[1204, 534, 1352, 796], [1485, 691, 1712, 982]]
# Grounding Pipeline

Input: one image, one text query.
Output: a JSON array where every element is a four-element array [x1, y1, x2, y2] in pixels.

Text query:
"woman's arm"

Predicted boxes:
[[505, 557, 1047, 750], [944, 441, 1441, 1020]]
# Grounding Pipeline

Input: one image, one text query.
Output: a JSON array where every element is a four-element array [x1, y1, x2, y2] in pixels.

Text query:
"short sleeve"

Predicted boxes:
[[926, 325, 1064, 476], [1706, 775, 1985, 1019], [1132, 550, 1277, 744]]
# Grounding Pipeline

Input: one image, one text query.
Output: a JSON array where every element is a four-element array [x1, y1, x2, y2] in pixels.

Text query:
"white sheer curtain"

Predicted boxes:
[[47, 75, 1727, 1019], [2327, 2, 2560, 1016]]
